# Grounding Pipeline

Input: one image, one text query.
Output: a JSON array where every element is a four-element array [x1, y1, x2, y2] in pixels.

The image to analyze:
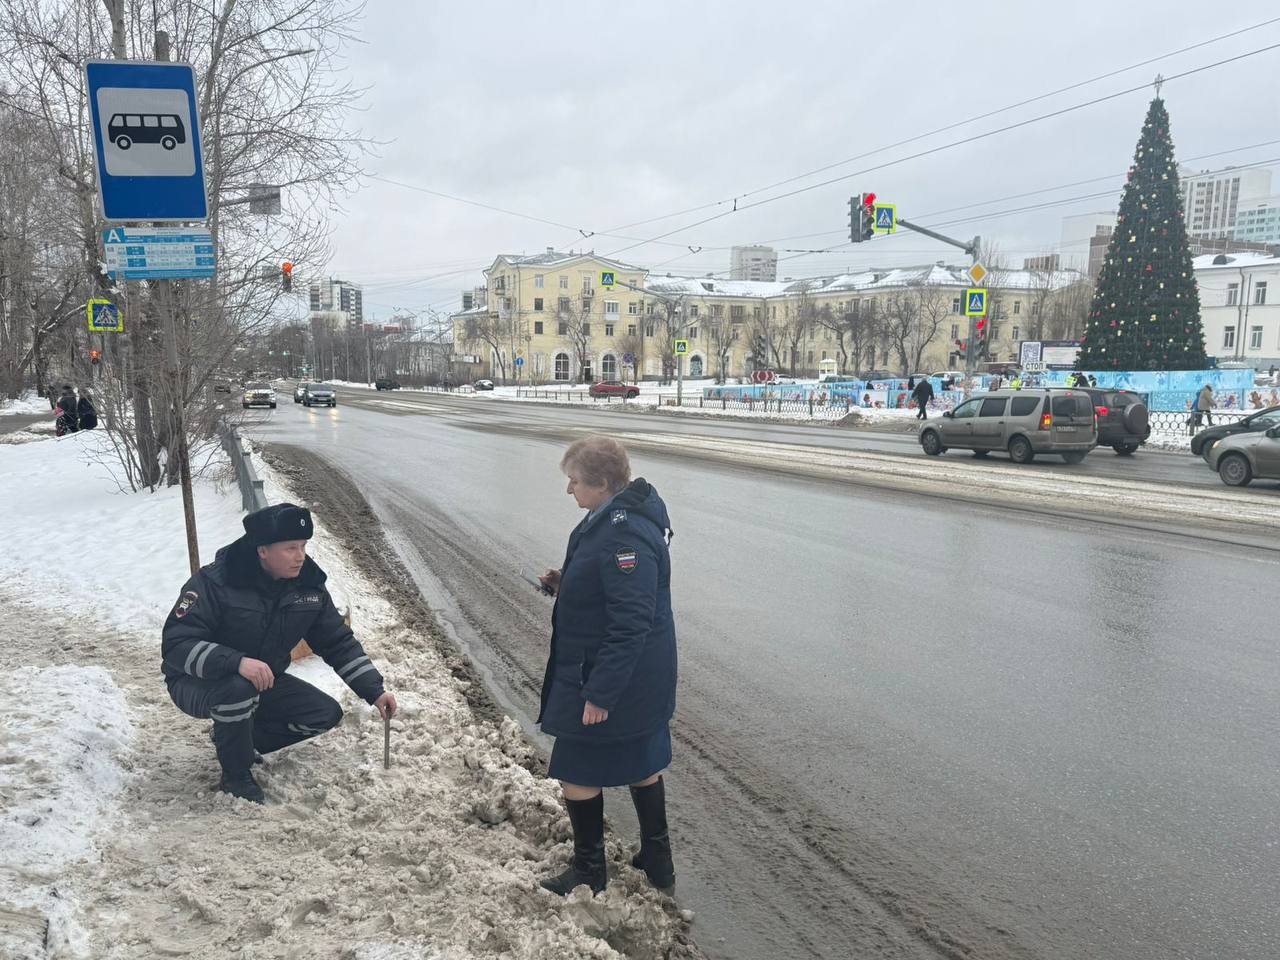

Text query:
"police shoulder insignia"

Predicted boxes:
[[610, 509, 627, 525], [615, 550, 638, 573], [174, 590, 199, 619]]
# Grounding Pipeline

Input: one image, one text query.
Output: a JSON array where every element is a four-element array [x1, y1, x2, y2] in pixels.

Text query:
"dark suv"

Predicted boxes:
[[1077, 388, 1150, 455], [375, 378, 401, 391]]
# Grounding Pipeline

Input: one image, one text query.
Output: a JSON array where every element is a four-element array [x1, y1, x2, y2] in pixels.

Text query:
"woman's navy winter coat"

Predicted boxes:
[[538, 478, 677, 743]]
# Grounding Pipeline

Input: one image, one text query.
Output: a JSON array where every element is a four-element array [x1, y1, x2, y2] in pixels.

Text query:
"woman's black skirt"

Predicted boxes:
[[548, 723, 671, 787]]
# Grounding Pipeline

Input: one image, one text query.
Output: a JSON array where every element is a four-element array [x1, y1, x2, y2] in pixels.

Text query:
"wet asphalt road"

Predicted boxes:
[[247, 392, 1279, 960]]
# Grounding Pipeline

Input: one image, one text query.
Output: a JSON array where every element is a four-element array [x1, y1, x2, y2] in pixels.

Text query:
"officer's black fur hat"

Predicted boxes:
[[243, 502, 314, 547]]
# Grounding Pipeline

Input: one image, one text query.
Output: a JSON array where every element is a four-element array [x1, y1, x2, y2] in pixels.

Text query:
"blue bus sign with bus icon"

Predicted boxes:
[[84, 60, 208, 222]]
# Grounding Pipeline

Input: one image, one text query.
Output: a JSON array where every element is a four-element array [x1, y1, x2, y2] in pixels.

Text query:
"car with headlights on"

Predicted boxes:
[[242, 383, 276, 409]]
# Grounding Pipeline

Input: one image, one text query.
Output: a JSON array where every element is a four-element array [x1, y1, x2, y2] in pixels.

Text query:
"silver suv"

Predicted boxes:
[[919, 389, 1097, 463], [302, 382, 337, 408]]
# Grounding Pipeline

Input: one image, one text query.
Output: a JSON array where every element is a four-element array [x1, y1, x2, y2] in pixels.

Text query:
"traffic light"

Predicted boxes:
[[90, 349, 101, 365], [860, 193, 876, 242], [282, 261, 293, 293]]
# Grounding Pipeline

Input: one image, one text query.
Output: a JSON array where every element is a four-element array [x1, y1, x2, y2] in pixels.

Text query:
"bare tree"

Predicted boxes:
[[1045, 279, 1092, 340], [0, 0, 369, 489], [557, 294, 596, 383], [462, 312, 513, 383]]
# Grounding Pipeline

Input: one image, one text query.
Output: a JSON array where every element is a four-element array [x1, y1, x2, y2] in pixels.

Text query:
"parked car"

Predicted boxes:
[[242, 383, 276, 409], [589, 379, 641, 398], [375, 378, 401, 391], [293, 381, 312, 403], [918, 388, 1097, 463], [302, 382, 336, 407], [859, 370, 896, 381], [1207, 425, 1280, 486], [1076, 387, 1150, 455], [213, 380, 233, 395], [930, 370, 966, 381], [1192, 406, 1280, 461], [473, 379, 495, 391]]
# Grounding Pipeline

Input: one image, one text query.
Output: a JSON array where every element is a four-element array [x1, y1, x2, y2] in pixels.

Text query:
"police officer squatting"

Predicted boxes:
[[161, 503, 397, 804], [536, 436, 679, 897]]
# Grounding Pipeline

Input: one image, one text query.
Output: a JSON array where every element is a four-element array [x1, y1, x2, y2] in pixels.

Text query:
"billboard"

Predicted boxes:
[[1019, 340, 1080, 370]]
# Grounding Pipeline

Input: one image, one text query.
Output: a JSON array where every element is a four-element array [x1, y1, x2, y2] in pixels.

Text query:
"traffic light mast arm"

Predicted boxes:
[[894, 218, 978, 258]]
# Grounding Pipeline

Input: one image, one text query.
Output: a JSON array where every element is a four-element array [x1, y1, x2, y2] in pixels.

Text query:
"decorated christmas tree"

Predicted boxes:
[[1076, 97, 1206, 371]]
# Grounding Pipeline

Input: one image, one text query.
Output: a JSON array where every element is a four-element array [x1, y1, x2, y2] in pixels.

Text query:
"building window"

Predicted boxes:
[[1012, 325, 1020, 342], [558, 322, 568, 336], [535, 274, 544, 289], [645, 324, 655, 337], [581, 273, 593, 293], [554, 353, 570, 381], [711, 304, 724, 319], [628, 324, 637, 336], [558, 297, 570, 315], [1256, 281, 1268, 305], [690, 304, 699, 317], [807, 351, 814, 364], [952, 297, 962, 314], [991, 324, 1001, 341], [1250, 326, 1264, 350], [582, 323, 591, 336], [559, 275, 568, 289], [628, 301, 638, 315], [1223, 326, 1236, 349], [533, 297, 544, 311], [605, 323, 615, 337], [602, 354, 618, 378], [534, 321, 544, 335], [503, 297, 513, 311], [771, 306, 777, 319], [688, 327, 698, 340], [951, 323, 959, 339], [1013, 301, 1021, 315], [604, 300, 620, 316], [1227, 283, 1239, 305], [730, 304, 745, 320]]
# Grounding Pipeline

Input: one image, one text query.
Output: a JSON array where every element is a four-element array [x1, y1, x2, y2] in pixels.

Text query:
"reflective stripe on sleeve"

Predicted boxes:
[[344, 662, 378, 685], [336, 655, 370, 679], [183, 640, 211, 676], [194, 642, 217, 678]]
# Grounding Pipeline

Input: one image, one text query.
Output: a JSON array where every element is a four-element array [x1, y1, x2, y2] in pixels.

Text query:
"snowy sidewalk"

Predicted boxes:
[[0, 430, 690, 959]]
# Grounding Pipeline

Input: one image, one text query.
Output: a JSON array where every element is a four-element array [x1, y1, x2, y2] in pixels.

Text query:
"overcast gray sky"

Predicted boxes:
[[327, 1, 1280, 320]]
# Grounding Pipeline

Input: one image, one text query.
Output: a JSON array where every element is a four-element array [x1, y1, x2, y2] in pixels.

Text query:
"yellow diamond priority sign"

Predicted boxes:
[[967, 263, 988, 285]]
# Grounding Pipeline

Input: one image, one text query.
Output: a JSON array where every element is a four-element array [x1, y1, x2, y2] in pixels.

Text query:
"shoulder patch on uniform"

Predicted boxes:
[[174, 590, 199, 619], [615, 550, 638, 573], [292, 592, 322, 605], [610, 509, 627, 525]]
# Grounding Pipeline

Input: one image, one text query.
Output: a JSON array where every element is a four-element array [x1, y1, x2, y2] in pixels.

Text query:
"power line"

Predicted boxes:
[[603, 39, 1280, 258]]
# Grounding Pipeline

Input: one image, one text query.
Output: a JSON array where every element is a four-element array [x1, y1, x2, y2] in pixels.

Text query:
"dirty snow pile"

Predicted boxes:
[[0, 429, 689, 959], [0, 390, 55, 415]]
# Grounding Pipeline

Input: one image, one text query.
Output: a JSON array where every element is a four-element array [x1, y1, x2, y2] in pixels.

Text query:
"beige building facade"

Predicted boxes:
[[453, 251, 1090, 382]]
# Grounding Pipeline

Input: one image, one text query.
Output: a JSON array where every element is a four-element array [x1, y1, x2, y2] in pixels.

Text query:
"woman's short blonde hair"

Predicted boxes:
[[561, 436, 631, 493]]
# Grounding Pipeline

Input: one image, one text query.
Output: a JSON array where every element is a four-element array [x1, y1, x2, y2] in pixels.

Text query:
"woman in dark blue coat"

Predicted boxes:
[[537, 436, 678, 897]]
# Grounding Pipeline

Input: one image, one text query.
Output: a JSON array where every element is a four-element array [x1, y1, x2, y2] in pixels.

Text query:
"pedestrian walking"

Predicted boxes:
[[161, 502, 398, 803], [76, 391, 98, 430], [54, 385, 79, 436], [1088, 375, 1098, 387], [1197, 383, 1215, 427], [911, 376, 934, 420], [1009, 375, 1023, 391], [536, 436, 678, 897]]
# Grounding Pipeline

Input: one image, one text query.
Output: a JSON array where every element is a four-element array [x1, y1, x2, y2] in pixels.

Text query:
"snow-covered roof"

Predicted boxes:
[[1193, 252, 1280, 270], [646, 263, 1087, 299], [490, 250, 646, 273]]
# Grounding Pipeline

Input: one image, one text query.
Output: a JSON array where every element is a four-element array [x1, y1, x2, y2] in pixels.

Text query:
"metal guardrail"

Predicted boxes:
[[217, 419, 268, 512]]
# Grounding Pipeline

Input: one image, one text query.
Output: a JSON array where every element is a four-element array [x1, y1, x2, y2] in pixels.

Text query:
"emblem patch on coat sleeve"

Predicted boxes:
[[174, 590, 199, 619], [615, 550, 638, 573], [610, 509, 627, 525]]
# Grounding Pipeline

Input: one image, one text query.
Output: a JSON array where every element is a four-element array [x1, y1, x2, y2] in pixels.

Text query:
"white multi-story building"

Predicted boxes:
[[1194, 252, 1280, 367], [730, 245, 778, 282], [309, 278, 364, 329], [1179, 166, 1272, 239], [1232, 200, 1280, 245]]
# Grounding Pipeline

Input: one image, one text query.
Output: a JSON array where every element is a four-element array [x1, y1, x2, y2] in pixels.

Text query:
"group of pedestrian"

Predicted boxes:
[[1070, 372, 1098, 388], [161, 434, 679, 900], [51, 384, 97, 436]]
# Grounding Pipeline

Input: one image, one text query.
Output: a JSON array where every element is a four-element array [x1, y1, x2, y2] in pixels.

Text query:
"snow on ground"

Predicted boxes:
[[0, 391, 55, 416], [0, 429, 689, 959]]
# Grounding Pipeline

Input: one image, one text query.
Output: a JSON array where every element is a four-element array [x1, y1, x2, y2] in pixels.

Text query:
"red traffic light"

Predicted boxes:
[[90, 350, 102, 364], [282, 261, 293, 274], [863, 192, 876, 208], [975, 318, 987, 333]]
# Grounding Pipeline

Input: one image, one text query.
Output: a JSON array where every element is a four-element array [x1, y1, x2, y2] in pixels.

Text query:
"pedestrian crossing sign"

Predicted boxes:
[[965, 288, 988, 316], [674, 339, 689, 355], [87, 298, 123, 332], [873, 204, 896, 234], [600, 271, 615, 287]]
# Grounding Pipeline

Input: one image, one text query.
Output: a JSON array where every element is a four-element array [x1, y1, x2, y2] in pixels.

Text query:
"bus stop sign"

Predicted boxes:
[[84, 60, 209, 222]]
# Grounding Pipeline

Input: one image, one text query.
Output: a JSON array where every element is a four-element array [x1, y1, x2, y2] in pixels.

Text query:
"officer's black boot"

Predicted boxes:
[[629, 777, 675, 894], [540, 793, 607, 896], [218, 768, 265, 804]]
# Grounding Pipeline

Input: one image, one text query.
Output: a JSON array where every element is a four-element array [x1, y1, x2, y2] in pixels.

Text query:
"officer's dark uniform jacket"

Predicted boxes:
[[161, 535, 385, 704], [538, 478, 677, 743]]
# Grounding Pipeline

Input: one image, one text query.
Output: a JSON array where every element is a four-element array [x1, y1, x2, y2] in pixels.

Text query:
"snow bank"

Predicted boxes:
[[0, 391, 55, 416], [0, 427, 690, 959]]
